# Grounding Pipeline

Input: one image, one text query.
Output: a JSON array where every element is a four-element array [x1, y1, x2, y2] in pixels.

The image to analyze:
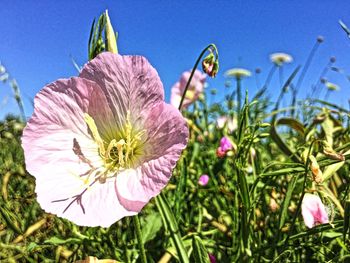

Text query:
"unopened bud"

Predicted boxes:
[[317, 35, 324, 43], [104, 10, 118, 54]]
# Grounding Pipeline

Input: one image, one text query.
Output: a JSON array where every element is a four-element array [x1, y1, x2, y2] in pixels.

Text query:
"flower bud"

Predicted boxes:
[[104, 10, 118, 54], [202, 52, 219, 78], [317, 35, 324, 43]]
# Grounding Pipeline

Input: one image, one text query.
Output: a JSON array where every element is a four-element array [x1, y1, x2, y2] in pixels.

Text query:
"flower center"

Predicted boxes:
[[84, 111, 146, 174]]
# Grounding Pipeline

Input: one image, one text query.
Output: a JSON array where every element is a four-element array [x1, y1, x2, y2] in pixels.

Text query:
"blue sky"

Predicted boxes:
[[1, 1, 350, 118]]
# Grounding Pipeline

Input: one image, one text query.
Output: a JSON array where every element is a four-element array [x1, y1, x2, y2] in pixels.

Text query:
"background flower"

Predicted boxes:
[[170, 69, 206, 109]]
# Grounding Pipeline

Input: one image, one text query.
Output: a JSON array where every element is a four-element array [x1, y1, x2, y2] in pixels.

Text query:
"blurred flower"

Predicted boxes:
[[225, 68, 251, 80], [22, 52, 189, 227], [216, 116, 238, 133], [209, 253, 217, 263], [270, 52, 293, 66], [302, 193, 329, 228], [171, 69, 206, 109], [325, 81, 339, 91], [75, 256, 117, 263], [216, 136, 234, 158], [269, 197, 279, 212], [198, 174, 209, 186], [220, 136, 233, 152]]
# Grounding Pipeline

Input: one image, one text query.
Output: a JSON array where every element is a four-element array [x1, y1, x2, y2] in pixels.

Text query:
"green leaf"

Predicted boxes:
[[279, 175, 298, 229], [26, 242, 38, 252], [192, 236, 210, 263], [44, 236, 82, 245], [155, 193, 189, 263], [141, 213, 162, 244]]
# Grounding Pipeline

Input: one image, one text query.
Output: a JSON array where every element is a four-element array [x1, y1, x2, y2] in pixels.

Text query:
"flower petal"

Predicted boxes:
[[22, 77, 134, 226], [79, 52, 164, 124], [115, 102, 189, 211]]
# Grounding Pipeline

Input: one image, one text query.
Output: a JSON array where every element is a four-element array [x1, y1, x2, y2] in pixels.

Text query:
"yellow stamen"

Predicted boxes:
[[84, 113, 106, 157]]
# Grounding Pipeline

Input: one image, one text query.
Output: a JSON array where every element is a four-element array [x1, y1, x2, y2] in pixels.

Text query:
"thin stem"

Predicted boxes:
[[295, 40, 321, 94], [236, 78, 242, 120], [133, 215, 147, 263], [178, 44, 218, 110]]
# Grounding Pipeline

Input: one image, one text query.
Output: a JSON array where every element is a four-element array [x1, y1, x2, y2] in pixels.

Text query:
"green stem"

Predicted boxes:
[[178, 44, 218, 110], [133, 215, 147, 263], [236, 78, 242, 120], [155, 193, 189, 263]]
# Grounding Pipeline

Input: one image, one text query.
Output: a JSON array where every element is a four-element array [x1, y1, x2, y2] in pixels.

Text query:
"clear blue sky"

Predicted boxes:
[[1, 1, 350, 118]]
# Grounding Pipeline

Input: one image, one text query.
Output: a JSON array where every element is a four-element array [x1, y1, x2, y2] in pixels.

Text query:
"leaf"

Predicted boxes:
[[192, 236, 210, 263], [155, 193, 189, 263], [141, 213, 162, 244], [26, 242, 38, 252], [279, 175, 298, 229], [44, 237, 82, 245]]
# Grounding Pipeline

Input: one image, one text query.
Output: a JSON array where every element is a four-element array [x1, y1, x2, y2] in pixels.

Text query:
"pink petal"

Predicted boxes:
[[301, 194, 329, 228], [198, 174, 210, 186], [115, 102, 189, 211], [79, 52, 164, 122], [22, 77, 135, 227]]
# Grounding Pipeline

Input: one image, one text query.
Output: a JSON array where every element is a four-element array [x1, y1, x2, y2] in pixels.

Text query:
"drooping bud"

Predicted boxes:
[[202, 47, 219, 78], [309, 155, 323, 184]]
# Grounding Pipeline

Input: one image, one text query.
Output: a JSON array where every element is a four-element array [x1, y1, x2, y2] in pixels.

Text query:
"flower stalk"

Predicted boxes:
[[178, 44, 219, 110]]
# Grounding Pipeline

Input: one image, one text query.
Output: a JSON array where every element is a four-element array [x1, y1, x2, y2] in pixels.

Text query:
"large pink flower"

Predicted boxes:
[[22, 52, 189, 227], [301, 193, 329, 228], [170, 69, 206, 109]]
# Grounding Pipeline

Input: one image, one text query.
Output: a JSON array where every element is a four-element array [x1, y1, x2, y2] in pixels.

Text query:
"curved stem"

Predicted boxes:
[[133, 215, 147, 263], [178, 44, 218, 110]]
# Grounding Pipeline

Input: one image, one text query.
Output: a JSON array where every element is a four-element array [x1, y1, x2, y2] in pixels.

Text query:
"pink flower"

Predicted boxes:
[[301, 193, 329, 228], [170, 69, 206, 109], [22, 52, 189, 227], [219, 136, 233, 152], [216, 136, 234, 158], [198, 174, 209, 186]]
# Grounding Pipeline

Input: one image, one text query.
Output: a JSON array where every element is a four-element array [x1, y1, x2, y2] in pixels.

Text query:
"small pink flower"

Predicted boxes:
[[208, 253, 217, 263], [216, 136, 234, 158], [22, 52, 189, 227], [301, 193, 329, 228], [219, 136, 233, 152], [198, 174, 209, 186], [170, 69, 206, 109]]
